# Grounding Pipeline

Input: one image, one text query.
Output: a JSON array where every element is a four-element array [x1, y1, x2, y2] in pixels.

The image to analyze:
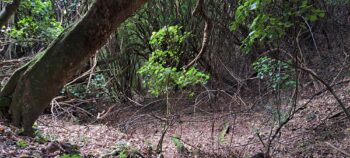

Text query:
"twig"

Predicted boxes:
[[325, 142, 350, 157], [156, 123, 170, 154], [290, 34, 350, 121], [86, 55, 97, 88], [296, 63, 350, 121], [330, 53, 349, 85], [266, 36, 350, 121], [65, 56, 97, 87], [301, 16, 321, 57], [256, 132, 266, 148], [0, 57, 31, 67], [96, 105, 116, 120]]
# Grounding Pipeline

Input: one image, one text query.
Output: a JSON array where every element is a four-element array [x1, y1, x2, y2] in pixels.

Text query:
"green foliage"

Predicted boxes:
[[253, 56, 296, 90], [231, 0, 325, 52], [16, 139, 28, 148], [58, 154, 82, 158], [149, 25, 191, 51], [65, 83, 87, 99], [171, 135, 184, 151], [113, 140, 130, 158], [138, 26, 209, 96], [4, 0, 63, 45], [34, 130, 50, 143], [64, 74, 108, 99], [88, 74, 109, 98], [119, 151, 128, 158]]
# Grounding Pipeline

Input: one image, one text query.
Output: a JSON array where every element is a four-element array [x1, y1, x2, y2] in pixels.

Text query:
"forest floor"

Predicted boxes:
[[1, 79, 350, 157]]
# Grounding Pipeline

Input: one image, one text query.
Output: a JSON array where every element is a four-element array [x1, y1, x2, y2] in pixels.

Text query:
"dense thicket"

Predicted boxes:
[[0, 0, 349, 156]]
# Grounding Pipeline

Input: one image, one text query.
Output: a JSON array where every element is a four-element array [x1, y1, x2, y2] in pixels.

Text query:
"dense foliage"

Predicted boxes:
[[5, 0, 63, 44], [231, 0, 325, 52], [138, 25, 209, 96]]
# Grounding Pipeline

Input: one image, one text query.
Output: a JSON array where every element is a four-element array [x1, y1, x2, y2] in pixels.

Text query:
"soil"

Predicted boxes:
[[1, 80, 349, 158]]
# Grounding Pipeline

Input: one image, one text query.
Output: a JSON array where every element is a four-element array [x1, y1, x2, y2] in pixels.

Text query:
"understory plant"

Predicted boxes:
[[231, 0, 325, 52], [3, 0, 63, 46], [231, 0, 323, 90], [64, 73, 109, 99], [138, 25, 209, 96], [253, 56, 296, 90]]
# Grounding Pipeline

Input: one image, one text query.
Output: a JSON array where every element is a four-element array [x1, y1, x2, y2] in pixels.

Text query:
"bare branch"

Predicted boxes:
[[184, 0, 212, 69]]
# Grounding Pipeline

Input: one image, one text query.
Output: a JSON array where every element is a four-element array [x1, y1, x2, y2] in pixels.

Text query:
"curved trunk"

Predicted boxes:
[[0, 0, 148, 136]]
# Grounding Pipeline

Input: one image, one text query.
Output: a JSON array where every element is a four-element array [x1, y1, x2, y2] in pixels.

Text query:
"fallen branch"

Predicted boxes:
[[0, 57, 31, 67], [325, 142, 350, 157], [296, 64, 350, 121], [269, 35, 350, 121]]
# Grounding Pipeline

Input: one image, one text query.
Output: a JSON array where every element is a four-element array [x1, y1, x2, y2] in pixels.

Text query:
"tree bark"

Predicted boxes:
[[0, 0, 21, 28], [0, 0, 148, 136]]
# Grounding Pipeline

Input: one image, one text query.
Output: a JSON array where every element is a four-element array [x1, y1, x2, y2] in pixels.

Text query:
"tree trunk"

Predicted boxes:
[[0, 0, 148, 136], [0, 0, 21, 28]]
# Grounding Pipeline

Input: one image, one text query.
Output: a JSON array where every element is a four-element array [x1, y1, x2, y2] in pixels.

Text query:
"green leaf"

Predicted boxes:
[[16, 140, 28, 148], [58, 154, 82, 158], [308, 15, 318, 21]]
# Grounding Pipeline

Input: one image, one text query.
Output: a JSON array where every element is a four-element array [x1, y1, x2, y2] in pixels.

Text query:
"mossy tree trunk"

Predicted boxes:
[[0, 0, 148, 136]]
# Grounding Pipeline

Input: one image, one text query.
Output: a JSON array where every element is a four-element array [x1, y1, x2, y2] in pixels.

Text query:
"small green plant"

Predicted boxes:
[[119, 151, 128, 158], [4, 0, 63, 46], [58, 154, 82, 158], [64, 73, 108, 99], [171, 135, 185, 152], [253, 56, 296, 90], [34, 130, 50, 143], [138, 25, 209, 96], [16, 139, 28, 148], [112, 140, 131, 158], [231, 0, 325, 52]]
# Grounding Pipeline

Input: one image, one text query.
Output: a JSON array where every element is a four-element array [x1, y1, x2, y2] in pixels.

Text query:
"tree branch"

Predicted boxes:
[[184, 0, 212, 69]]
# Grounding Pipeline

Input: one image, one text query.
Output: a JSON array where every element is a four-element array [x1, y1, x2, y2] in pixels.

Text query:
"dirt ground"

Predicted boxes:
[[1, 80, 350, 157], [33, 81, 350, 157]]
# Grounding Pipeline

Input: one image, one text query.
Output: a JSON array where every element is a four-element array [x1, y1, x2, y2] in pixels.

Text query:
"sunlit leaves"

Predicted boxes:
[[231, 0, 325, 53], [138, 26, 209, 96], [7, 0, 63, 44], [149, 25, 191, 51]]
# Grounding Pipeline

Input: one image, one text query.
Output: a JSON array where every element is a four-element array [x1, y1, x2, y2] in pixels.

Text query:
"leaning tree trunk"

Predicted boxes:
[[0, 0, 148, 136]]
